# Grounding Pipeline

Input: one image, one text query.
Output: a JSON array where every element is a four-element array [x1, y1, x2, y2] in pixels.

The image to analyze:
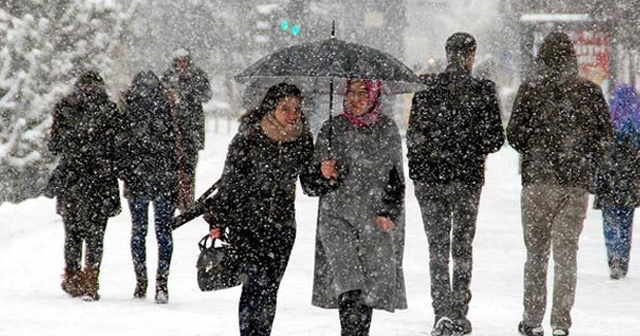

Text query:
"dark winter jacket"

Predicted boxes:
[[507, 37, 613, 191], [48, 88, 120, 217], [594, 132, 640, 209], [161, 66, 211, 154], [205, 122, 325, 231], [407, 65, 505, 185], [117, 71, 180, 200]]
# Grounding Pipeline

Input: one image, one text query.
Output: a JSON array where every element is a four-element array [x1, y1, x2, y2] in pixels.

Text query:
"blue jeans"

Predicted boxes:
[[602, 207, 634, 272], [129, 195, 176, 278]]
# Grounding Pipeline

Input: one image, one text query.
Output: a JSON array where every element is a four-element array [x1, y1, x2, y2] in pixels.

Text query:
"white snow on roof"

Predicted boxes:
[[520, 13, 592, 22]]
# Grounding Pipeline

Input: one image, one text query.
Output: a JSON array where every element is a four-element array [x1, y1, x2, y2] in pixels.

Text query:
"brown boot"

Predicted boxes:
[[61, 268, 84, 297], [82, 267, 100, 301]]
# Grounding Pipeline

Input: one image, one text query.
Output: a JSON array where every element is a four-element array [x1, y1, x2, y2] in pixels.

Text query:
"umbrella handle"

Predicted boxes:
[[331, 20, 336, 38], [328, 78, 334, 157]]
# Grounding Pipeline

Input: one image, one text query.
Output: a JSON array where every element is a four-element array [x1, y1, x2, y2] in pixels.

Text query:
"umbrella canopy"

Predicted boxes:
[[234, 37, 426, 95]]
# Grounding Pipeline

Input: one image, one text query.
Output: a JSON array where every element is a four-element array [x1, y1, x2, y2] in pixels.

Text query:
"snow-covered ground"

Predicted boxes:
[[0, 118, 638, 336]]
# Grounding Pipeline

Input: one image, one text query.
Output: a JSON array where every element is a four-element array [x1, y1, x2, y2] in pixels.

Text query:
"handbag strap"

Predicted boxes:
[[198, 234, 230, 251], [198, 235, 211, 251]]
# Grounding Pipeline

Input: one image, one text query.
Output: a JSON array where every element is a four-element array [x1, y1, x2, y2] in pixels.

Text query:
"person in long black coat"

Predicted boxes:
[[407, 32, 505, 335], [117, 70, 180, 303], [204, 83, 326, 336], [161, 48, 212, 212], [48, 70, 120, 301]]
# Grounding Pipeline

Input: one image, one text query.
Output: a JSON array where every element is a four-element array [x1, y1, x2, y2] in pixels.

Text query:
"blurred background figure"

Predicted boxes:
[[417, 57, 445, 76], [161, 48, 212, 213], [594, 84, 640, 280]]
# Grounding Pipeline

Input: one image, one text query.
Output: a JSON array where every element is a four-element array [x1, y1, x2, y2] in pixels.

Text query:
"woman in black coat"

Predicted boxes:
[[48, 70, 120, 301], [204, 83, 326, 336], [117, 70, 180, 303]]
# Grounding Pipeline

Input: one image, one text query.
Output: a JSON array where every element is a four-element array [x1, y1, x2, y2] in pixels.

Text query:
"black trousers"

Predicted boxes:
[[63, 208, 108, 271], [237, 225, 296, 336], [339, 290, 373, 336], [414, 181, 481, 322]]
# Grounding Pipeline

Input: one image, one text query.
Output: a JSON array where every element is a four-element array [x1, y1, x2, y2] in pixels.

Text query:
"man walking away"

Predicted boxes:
[[507, 31, 613, 336], [407, 32, 505, 336]]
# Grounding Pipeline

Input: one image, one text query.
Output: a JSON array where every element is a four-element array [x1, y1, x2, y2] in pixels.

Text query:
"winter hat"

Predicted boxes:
[[172, 48, 191, 59], [445, 32, 477, 59]]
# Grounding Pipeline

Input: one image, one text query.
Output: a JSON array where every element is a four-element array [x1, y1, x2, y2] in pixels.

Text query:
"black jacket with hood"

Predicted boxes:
[[117, 71, 180, 200], [507, 32, 613, 191], [48, 72, 120, 217]]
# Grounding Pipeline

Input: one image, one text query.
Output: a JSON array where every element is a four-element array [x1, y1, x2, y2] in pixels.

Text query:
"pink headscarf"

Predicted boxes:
[[341, 79, 383, 127]]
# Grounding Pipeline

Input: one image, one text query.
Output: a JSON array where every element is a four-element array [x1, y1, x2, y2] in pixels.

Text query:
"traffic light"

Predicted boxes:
[[291, 24, 301, 36], [280, 19, 301, 37]]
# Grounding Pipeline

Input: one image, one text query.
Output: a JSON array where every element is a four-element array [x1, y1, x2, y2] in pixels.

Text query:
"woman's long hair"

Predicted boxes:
[[239, 83, 304, 126], [610, 84, 640, 135]]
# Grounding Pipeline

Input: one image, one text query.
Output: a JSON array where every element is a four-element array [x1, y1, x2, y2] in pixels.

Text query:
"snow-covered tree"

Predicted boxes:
[[0, 0, 136, 203]]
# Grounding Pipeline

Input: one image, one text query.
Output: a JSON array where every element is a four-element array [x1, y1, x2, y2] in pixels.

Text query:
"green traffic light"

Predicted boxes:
[[280, 20, 289, 31], [291, 24, 301, 36]]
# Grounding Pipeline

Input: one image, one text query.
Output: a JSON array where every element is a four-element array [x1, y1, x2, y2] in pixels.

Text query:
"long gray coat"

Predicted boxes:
[[312, 113, 407, 312]]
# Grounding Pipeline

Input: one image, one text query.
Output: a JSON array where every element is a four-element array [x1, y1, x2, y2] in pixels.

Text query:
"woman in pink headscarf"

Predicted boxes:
[[310, 79, 407, 335]]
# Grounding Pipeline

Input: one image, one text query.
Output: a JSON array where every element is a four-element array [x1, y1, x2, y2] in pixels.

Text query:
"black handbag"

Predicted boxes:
[[196, 234, 243, 291]]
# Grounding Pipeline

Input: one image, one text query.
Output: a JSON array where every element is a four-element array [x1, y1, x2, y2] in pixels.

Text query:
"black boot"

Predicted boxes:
[[133, 275, 148, 299], [155, 274, 168, 304], [339, 290, 372, 336], [610, 258, 624, 279]]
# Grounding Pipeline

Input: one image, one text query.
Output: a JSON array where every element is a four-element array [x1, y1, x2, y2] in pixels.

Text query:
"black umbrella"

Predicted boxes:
[[235, 25, 425, 152], [234, 36, 425, 95]]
